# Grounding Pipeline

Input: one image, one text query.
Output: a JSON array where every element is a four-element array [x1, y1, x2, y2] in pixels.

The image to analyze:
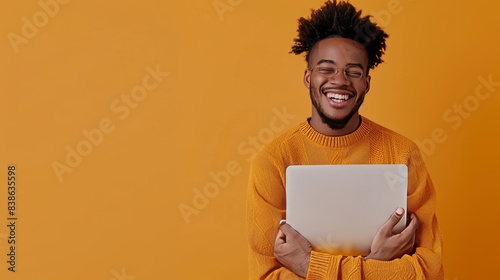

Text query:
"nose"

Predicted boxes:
[[328, 69, 351, 86]]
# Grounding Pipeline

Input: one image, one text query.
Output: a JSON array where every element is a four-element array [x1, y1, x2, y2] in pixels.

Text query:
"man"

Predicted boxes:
[[246, 1, 444, 279]]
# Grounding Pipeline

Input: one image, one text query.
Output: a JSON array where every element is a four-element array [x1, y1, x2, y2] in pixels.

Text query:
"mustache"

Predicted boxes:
[[320, 86, 356, 96]]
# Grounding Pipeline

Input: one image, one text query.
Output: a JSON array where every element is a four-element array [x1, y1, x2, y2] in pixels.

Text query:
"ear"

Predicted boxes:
[[364, 74, 371, 94], [303, 69, 311, 89]]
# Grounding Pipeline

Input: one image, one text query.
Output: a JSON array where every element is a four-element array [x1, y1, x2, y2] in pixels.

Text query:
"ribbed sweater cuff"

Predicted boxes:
[[306, 251, 339, 279]]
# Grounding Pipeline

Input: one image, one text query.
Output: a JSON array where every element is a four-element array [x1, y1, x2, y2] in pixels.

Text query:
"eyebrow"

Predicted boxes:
[[316, 59, 365, 70]]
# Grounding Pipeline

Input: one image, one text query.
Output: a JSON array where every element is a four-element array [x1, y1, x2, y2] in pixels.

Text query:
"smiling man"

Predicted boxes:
[[246, 1, 444, 279], [305, 37, 370, 136]]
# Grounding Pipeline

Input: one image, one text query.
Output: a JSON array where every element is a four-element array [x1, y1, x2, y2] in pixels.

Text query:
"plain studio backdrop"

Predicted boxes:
[[1, 0, 499, 279]]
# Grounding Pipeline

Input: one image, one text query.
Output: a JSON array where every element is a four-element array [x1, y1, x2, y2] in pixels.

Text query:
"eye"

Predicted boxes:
[[346, 71, 362, 78], [345, 67, 363, 78], [318, 67, 336, 74]]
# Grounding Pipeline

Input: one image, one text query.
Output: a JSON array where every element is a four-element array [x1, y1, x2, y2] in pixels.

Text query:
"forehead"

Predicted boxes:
[[310, 37, 368, 66]]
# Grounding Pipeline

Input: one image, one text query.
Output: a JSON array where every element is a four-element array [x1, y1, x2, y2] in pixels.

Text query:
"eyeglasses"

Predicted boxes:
[[309, 64, 364, 81]]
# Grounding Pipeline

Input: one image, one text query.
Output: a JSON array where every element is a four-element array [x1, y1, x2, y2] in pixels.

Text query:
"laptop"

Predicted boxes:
[[285, 164, 408, 256]]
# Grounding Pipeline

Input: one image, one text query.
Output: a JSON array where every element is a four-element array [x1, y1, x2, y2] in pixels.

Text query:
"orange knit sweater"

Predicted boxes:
[[246, 116, 444, 279]]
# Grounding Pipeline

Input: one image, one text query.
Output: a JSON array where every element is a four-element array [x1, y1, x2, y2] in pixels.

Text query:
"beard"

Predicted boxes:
[[309, 86, 364, 130]]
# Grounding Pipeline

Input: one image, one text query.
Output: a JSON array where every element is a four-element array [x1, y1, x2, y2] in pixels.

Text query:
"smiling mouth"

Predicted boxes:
[[325, 92, 353, 103]]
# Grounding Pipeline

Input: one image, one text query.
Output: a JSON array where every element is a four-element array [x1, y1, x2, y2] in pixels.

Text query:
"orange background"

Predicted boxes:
[[1, 0, 499, 279]]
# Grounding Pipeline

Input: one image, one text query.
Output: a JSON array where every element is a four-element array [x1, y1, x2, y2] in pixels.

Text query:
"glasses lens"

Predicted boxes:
[[317, 66, 337, 77], [344, 66, 363, 79]]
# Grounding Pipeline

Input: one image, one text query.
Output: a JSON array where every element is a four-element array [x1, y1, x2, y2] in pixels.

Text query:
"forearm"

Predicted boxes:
[[306, 248, 443, 279], [248, 251, 304, 280], [265, 268, 305, 280]]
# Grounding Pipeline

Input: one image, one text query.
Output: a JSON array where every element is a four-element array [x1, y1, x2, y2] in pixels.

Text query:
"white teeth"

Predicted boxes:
[[326, 93, 350, 101]]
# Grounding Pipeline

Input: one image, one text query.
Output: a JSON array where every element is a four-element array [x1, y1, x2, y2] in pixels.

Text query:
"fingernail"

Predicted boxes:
[[279, 219, 286, 226], [396, 208, 404, 215]]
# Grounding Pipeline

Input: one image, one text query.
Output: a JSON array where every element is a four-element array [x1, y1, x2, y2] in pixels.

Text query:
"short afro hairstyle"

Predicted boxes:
[[291, 0, 389, 70]]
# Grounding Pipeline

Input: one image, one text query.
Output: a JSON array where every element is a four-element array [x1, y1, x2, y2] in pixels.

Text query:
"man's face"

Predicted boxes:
[[304, 37, 371, 132]]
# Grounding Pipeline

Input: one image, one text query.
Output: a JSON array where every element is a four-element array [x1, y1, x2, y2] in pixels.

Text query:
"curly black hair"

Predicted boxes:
[[291, 0, 389, 70]]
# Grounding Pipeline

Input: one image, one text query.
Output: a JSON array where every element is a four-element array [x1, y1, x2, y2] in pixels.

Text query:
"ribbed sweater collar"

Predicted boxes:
[[299, 116, 372, 147]]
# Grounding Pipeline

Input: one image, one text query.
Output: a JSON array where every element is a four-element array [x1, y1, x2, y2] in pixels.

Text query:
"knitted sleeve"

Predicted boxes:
[[246, 148, 304, 279]]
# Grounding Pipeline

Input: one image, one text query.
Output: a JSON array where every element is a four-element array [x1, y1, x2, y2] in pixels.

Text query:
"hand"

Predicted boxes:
[[274, 222, 312, 278], [365, 208, 419, 261]]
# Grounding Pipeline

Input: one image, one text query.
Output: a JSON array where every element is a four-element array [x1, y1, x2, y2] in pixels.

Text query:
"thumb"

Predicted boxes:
[[279, 223, 300, 239], [275, 229, 286, 245], [379, 208, 405, 235]]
